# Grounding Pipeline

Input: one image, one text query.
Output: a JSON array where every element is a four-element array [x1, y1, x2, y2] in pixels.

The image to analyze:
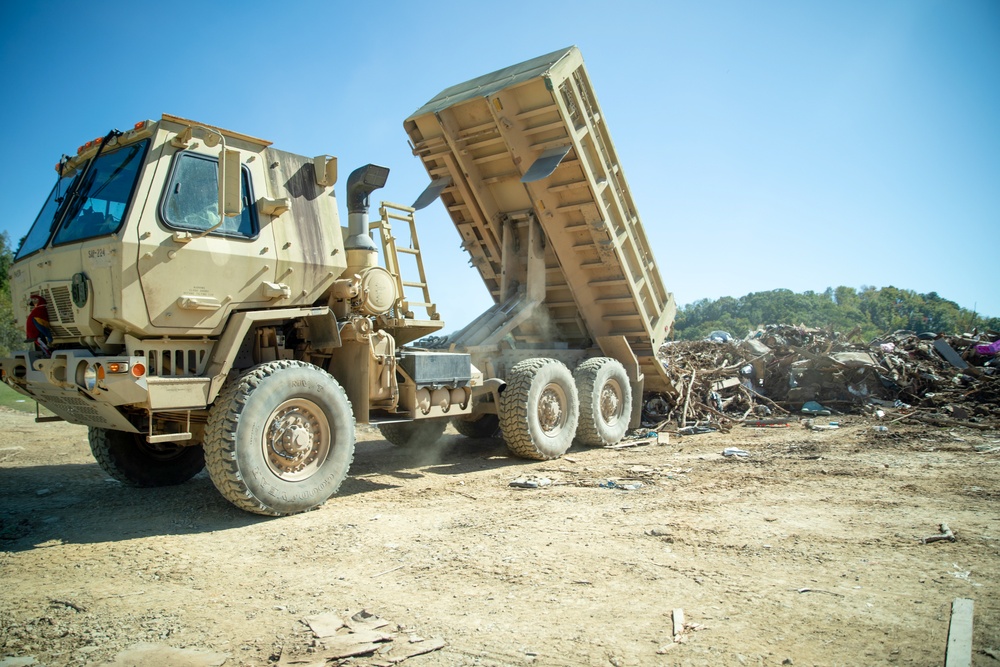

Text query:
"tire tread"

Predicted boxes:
[[573, 357, 630, 447], [498, 358, 577, 460], [88, 426, 205, 488], [204, 360, 354, 516]]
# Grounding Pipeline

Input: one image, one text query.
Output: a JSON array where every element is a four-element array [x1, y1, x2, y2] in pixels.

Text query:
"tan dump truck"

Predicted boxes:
[[406, 46, 676, 455], [1, 46, 674, 516]]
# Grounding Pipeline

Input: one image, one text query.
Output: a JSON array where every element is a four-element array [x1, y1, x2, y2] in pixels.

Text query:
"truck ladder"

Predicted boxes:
[[372, 202, 439, 322]]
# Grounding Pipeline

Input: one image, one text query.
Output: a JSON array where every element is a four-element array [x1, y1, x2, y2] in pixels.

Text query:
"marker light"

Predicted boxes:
[[130, 363, 146, 378]]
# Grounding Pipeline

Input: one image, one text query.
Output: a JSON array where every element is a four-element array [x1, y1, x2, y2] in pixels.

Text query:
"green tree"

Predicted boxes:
[[0, 232, 22, 356]]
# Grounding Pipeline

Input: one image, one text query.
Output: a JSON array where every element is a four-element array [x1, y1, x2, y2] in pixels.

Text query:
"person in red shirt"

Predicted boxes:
[[26, 295, 53, 357]]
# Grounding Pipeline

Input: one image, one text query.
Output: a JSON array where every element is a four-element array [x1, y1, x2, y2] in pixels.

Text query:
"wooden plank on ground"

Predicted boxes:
[[944, 597, 974, 667], [672, 608, 685, 638]]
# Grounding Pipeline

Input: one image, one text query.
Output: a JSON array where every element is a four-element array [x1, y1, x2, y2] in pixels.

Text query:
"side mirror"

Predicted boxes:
[[218, 148, 243, 218]]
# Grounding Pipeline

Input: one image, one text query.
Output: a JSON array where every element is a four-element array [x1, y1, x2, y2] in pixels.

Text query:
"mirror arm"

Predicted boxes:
[[168, 126, 245, 246]]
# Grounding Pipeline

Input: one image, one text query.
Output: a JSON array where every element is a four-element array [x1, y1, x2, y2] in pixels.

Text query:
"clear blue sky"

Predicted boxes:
[[2, 0, 998, 327]]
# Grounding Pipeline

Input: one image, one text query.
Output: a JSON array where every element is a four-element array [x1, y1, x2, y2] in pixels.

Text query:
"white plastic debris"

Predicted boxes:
[[722, 448, 750, 457]]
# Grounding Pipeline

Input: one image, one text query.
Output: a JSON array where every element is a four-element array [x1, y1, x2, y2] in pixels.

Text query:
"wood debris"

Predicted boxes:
[[672, 608, 685, 639], [921, 523, 957, 544], [282, 609, 445, 666], [48, 598, 87, 613], [302, 612, 345, 638], [664, 607, 707, 646], [945, 598, 974, 667], [372, 638, 447, 666], [646, 326, 1000, 431], [794, 587, 845, 597]]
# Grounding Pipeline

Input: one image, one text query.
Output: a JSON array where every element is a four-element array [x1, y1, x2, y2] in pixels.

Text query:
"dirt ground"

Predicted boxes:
[[1, 408, 998, 667]]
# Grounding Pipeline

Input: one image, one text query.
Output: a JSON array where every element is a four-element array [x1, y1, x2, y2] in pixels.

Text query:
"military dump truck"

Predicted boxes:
[[406, 46, 676, 455], [1, 46, 675, 516]]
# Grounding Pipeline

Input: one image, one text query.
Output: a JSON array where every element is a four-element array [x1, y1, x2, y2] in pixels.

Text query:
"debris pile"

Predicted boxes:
[[648, 326, 1000, 431], [648, 340, 773, 428], [284, 609, 445, 666]]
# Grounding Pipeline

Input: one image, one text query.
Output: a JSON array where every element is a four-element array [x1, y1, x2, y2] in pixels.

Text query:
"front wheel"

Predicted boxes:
[[89, 427, 205, 487], [204, 360, 355, 516], [498, 358, 579, 460]]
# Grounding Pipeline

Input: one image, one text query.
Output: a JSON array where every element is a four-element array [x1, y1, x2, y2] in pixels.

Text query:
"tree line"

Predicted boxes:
[[0, 233, 20, 356], [673, 286, 1000, 342]]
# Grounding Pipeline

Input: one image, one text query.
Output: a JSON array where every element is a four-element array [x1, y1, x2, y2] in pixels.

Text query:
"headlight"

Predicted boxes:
[[79, 363, 105, 392]]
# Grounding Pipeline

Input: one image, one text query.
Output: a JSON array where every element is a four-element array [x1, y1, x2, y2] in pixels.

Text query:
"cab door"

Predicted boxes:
[[136, 141, 277, 334]]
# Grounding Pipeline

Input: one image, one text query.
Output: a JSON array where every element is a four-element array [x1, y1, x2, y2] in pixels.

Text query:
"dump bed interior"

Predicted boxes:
[[404, 46, 676, 391]]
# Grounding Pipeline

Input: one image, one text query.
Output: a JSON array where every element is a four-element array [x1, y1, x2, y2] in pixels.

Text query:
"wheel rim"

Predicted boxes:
[[537, 382, 569, 437], [262, 398, 331, 481], [599, 378, 624, 427]]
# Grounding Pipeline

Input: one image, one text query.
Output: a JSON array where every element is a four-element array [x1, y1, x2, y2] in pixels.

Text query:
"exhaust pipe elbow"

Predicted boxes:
[[344, 164, 390, 252], [346, 164, 390, 214]]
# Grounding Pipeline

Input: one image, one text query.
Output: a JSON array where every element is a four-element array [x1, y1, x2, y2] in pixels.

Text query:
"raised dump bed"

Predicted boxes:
[[405, 46, 676, 392]]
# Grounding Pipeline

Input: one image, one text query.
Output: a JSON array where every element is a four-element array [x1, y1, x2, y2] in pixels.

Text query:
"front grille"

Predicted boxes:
[[132, 341, 213, 377], [49, 324, 83, 338], [40, 285, 81, 338], [45, 285, 75, 325], [44, 395, 104, 422]]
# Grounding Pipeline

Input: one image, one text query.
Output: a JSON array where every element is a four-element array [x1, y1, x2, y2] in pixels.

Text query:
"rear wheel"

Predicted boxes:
[[88, 427, 204, 487], [574, 357, 632, 447], [498, 358, 578, 460], [452, 414, 500, 439], [379, 419, 449, 448], [204, 360, 355, 516]]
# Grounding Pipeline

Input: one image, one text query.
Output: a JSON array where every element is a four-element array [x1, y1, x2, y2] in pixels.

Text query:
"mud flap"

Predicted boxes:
[[412, 176, 453, 210], [520, 145, 571, 183]]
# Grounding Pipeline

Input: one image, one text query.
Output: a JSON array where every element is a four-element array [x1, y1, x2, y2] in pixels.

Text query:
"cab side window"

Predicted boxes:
[[161, 152, 257, 238]]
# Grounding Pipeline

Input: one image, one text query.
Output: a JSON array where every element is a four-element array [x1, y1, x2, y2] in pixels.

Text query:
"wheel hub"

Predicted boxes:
[[263, 399, 331, 481], [276, 423, 312, 458], [599, 381, 622, 425], [538, 384, 567, 435]]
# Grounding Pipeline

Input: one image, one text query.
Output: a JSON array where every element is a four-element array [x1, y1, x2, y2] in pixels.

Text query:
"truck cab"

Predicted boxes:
[[2, 114, 472, 515]]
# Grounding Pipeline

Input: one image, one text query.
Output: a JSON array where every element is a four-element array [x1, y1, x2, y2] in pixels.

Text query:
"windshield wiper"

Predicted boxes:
[[52, 128, 122, 230], [88, 142, 141, 202]]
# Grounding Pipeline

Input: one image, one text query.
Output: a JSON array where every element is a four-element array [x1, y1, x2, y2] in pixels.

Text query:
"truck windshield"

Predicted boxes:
[[16, 139, 149, 260], [52, 139, 149, 247], [16, 172, 79, 259]]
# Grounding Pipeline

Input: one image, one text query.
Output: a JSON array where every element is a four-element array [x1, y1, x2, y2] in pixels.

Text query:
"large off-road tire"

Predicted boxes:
[[204, 360, 355, 516], [498, 358, 579, 460], [574, 357, 632, 447], [378, 419, 449, 448], [452, 414, 500, 439], [88, 427, 205, 487]]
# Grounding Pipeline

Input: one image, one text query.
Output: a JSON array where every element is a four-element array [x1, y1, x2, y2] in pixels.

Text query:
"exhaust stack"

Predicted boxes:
[[344, 164, 389, 251]]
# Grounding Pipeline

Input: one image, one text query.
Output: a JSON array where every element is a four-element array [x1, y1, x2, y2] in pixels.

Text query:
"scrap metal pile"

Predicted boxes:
[[646, 325, 1000, 431]]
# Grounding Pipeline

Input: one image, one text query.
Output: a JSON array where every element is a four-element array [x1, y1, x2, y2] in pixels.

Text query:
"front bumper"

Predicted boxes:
[[1, 349, 149, 431]]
